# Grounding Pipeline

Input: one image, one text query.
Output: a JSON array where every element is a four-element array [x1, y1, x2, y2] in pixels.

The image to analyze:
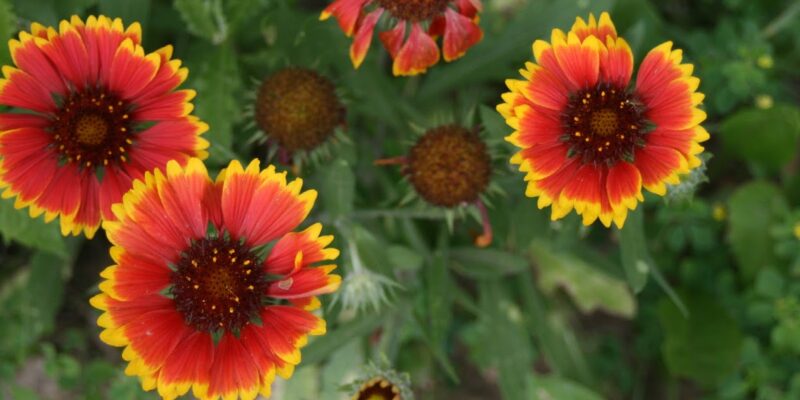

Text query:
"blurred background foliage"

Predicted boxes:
[[0, 0, 799, 399]]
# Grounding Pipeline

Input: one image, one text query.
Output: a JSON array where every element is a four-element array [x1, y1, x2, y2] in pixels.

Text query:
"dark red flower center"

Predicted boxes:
[[355, 377, 401, 400], [51, 89, 135, 169], [407, 125, 491, 207], [255, 68, 345, 153], [170, 236, 267, 333], [561, 83, 648, 165], [377, 0, 450, 21]]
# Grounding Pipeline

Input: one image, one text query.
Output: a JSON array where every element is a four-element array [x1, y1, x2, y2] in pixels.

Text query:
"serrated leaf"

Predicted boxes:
[[727, 181, 788, 280], [0, 197, 67, 258], [320, 159, 356, 219], [618, 207, 650, 292], [531, 241, 636, 318], [174, 0, 227, 44], [449, 247, 528, 280], [721, 104, 800, 173], [658, 293, 742, 386]]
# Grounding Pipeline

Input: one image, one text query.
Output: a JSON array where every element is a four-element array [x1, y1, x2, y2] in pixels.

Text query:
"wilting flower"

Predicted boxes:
[[253, 67, 346, 165], [376, 124, 495, 246], [0, 15, 208, 238], [332, 241, 400, 314], [320, 0, 483, 76], [499, 12, 708, 228], [91, 158, 340, 399], [344, 363, 413, 400]]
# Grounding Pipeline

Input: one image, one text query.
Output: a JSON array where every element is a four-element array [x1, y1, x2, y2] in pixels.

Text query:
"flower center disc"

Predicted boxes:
[[377, 0, 450, 21], [561, 84, 647, 165], [356, 377, 400, 400], [170, 236, 266, 333], [75, 114, 108, 146], [407, 125, 491, 207], [52, 89, 134, 168], [255, 68, 344, 152]]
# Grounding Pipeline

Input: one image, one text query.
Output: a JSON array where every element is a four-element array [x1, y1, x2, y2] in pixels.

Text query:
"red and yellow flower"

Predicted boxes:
[[320, 0, 483, 76], [499, 12, 708, 228], [0, 15, 208, 238], [91, 158, 340, 400]]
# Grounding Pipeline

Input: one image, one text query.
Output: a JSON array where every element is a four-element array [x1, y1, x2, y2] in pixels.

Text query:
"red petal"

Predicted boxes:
[[321, 0, 370, 37], [33, 163, 83, 219], [518, 142, 570, 180], [442, 8, 483, 62], [66, 171, 101, 237], [134, 90, 194, 120], [156, 160, 211, 240], [267, 265, 340, 299], [158, 332, 214, 389], [124, 309, 192, 373], [9, 34, 67, 96], [99, 167, 132, 221], [265, 223, 338, 276], [108, 39, 160, 99], [606, 161, 642, 213], [379, 21, 406, 59], [600, 37, 633, 88], [39, 25, 90, 90], [206, 334, 262, 400], [552, 32, 600, 90], [392, 23, 440, 76], [111, 251, 171, 299], [517, 66, 569, 111], [516, 105, 563, 146], [634, 145, 687, 194], [349, 9, 382, 68], [0, 67, 56, 112]]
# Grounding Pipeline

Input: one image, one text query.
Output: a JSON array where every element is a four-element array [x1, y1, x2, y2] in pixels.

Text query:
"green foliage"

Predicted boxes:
[[721, 104, 800, 173], [727, 181, 789, 279], [1, 0, 799, 398], [658, 294, 743, 386], [0, 197, 67, 258], [532, 241, 636, 318]]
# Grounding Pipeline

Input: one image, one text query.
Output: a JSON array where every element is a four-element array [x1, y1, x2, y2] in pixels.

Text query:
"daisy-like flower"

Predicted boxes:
[[320, 0, 483, 76], [91, 158, 340, 400], [499, 12, 708, 228], [252, 67, 345, 166], [0, 16, 208, 238], [344, 363, 413, 400], [376, 124, 495, 246]]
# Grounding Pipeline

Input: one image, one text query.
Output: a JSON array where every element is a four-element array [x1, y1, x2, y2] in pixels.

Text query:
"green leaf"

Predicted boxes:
[[420, 251, 458, 381], [727, 181, 788, 279], [533, 375, 605, 400], [449, 247, 528, 280], [479, 104, 509, 140], [320, 159, 356, 220], [463, 281, 534, 399], [174, 0, 227, 44], [531, 241, 636, 318], [0, 251, 72, 363], [618, 207, 650, 292], [387, 245, 423, 271], [658, 293, 743, 386], [99, 0, 151, 28], [720, 104, 800, 172], [0, 197, 67, 258], [186, 41, 240, 166], [0, 0, 17, 66], [302, 313, 384, 365]]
